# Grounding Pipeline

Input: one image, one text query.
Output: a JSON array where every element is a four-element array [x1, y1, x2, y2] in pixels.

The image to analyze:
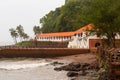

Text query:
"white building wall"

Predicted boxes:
[[37, 36, 71, 42], [37, 31, 120, 49], [67, 31, 97, 49]]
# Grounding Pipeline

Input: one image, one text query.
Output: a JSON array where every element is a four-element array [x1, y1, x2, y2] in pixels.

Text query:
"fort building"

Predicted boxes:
[[36, 24, 120, 48]]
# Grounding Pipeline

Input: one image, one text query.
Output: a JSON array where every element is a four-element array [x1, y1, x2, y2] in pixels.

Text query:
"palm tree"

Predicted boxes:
[[9, 28, 18, 44], [33, 25, 41, 47], [16, 25, 24, 41], [22, 33, 29, 40], [33, 25, 41, 35]]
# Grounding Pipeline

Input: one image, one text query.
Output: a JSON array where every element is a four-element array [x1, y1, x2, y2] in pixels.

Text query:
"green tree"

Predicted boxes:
[[40, 0, 87, 32], [16, 25, 24, 41], [9, 28, 18, 43], [22, 33, 29, 40], [76, 0, 120, 47], [33, 25, 41, 35], [16, 25, 29, 41], [56, 0, 84, 31], [40, 8, 61, 33]]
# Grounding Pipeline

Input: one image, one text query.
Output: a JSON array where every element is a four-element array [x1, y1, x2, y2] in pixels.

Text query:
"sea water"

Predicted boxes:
[[0, 58, 68, 80], [0, 58, 49, 70]]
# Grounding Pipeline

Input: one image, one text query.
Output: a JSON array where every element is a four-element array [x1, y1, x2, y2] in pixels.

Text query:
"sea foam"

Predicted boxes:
[[0, 59, 49, 70]]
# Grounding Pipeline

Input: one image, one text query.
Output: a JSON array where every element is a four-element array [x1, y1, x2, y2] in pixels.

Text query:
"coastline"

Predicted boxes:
[[0, 53, 98, 80], [46, 53, 98, 80], [0, 59, 68, 80]]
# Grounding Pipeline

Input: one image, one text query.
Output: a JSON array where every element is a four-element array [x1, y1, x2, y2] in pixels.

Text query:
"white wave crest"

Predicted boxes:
[[0, 60, 49, 70]]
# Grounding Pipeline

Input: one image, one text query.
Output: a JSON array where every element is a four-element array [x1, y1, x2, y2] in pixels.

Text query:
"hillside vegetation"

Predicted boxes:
[[40, 0, 86, 33]]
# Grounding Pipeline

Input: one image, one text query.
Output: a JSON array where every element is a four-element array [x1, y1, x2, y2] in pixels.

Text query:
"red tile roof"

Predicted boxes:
[[75, 24, 93, 34], [37, 32, 75, 37], [36, 24, 93, 38]]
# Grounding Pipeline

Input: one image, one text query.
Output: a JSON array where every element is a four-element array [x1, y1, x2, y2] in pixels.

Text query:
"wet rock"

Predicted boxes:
[[67, 71, 78, 77], [54, 62, 94, 71], [54, 62, 80, 71], [54, 67, 62, 71], [54, 62, 100, 80], [51, 61, 64, 66], [63, 62, 81, 71], [54, 61, 99, 78]]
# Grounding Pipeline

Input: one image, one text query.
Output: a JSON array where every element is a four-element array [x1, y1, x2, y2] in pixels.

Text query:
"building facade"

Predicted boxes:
[[36, 24, 120, 48]]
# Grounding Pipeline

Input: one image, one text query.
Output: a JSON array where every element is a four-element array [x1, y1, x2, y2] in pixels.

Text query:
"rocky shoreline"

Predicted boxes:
[[48, 53, 100, 80], [52, 61, 99, 80], [0, 53, 99, 80]]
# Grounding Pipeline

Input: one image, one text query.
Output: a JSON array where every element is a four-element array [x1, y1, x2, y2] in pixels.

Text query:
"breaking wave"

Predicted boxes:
[[0, 59, 49, 70]]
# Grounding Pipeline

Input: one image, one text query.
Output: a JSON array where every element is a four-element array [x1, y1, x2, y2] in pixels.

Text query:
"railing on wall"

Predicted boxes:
[[0, 46, 50, 49]]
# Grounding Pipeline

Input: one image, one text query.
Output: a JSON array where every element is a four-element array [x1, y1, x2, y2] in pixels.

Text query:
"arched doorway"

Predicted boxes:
[[95, 42, 101, 47]]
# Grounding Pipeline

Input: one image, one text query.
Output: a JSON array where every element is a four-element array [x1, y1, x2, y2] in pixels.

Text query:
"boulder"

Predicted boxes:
[[67, 71, 78, 77], [54, 62, 93, 71], [51, 61, 64, 66]]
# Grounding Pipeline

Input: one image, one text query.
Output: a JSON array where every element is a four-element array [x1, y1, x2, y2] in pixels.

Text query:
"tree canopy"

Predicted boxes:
[[16, 25, 29, 41], [40, 8, 61, 33], [39, 0, 97, 32], [77, 0, 120, 47], [40, 0, 85, 32], [9, 28, 18, 43], [33, 25, 41, 35], [9, 25, 29, 43]]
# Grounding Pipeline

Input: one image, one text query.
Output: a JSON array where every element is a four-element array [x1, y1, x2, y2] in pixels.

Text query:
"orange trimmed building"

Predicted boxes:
[[36, 24, 120, 48], [36, 24, 101, 48], [35, 24, 98, 48]]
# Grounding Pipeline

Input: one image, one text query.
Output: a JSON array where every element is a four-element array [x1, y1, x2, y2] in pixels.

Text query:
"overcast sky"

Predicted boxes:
[[0, 0, 65, 45]]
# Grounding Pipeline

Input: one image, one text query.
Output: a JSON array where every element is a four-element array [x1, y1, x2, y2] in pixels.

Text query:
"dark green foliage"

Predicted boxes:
[[33, 25, 41, 35], [16, 41, 32, 46], [16, 25, 29, 41], [16, 25, 24, 40], [40, 8, 61, 33], [40, 0, 85, 32], [77, 0, 120, 47], [9, 25, 29, 43], [9, 28, 18, 43]]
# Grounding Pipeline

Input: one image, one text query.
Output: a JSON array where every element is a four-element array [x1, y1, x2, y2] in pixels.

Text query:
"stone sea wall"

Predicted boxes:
[[0, 48, 90, 58], [32, 41, 68, 48]]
